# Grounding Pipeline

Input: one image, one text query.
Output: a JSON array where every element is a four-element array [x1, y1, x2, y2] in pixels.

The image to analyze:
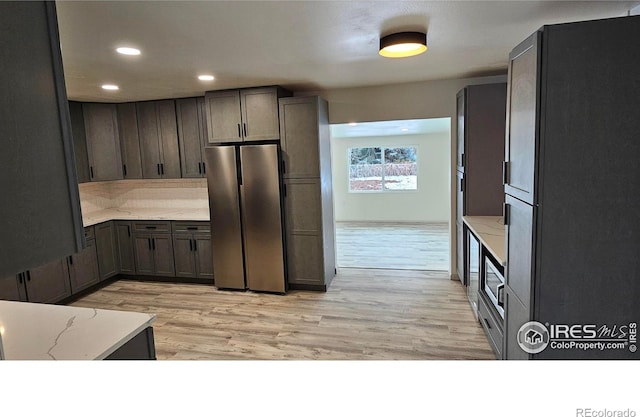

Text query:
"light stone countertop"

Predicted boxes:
[[82, 207, 210, 227], [462, 216, 506, 266], [0, 300, 155, 360]]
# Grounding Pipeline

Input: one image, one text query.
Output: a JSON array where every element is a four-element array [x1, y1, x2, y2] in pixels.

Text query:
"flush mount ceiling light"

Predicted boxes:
[[379, 31, 427, 58], [198, 74, 215, 81], [116, 47, 141, 56], [101, 84, 119, 91]]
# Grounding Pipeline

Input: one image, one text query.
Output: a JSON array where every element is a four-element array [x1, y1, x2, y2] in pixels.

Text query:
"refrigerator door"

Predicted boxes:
[[204, 146, 245, 289], [239, 145, 286, 293]]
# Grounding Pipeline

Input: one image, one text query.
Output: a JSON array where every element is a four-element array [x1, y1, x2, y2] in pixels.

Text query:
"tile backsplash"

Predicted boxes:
[[79, 179, 208, 212]]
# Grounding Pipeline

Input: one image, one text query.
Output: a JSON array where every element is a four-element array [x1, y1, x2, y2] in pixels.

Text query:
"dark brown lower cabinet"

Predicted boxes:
[[115, 221, 136, 274], [133, 233, 175, 277], [95, 222, 119, 280], [67, 239, 100, 294], [9, 259, 72, 304], [0, 274, 26, 301], [173, 233, 213, 280]]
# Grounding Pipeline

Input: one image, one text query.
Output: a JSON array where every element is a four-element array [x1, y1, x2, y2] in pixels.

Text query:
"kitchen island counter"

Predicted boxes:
[[0, 300, 155, 360]]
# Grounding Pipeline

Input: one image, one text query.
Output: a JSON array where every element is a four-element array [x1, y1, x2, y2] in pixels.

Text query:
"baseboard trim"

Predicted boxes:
[[289, 283, 327, 292]]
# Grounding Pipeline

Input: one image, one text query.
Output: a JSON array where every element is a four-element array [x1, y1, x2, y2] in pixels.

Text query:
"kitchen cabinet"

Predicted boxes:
[[95, 222, 119, 280], [83, 103, 124, 182], [132, 222, 175, 277], [454, 83, 506, 284], [466, 229, 480, 314], [67, 238, 100, 294], [117, 103, 144, 179], [279, 96, 335, 291], [503, 16, 640, 359], [204, 86, 291, 144], [69, 101, 91, 184], [176, 97, 207, 178], [136, 100, 181, 179], [115, 221, 136, 275], [1, 1, 84, 278], [0, 275, 26, 301], [172, 222, 213, 280], [22, 259, 72, 304]]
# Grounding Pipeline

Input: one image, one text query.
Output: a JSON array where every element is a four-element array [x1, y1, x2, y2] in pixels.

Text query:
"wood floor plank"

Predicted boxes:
[[71, 268, 495, 360]]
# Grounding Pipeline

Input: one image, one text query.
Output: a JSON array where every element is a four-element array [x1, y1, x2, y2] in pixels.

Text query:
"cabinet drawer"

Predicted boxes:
[[478, 295, 504, 359], [84, 226, 95, 240], [132, 221, 172, 233], [172, 221, 211, 234]]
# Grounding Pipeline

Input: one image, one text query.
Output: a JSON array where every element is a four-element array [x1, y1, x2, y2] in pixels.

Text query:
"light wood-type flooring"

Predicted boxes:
[[335, 222, 449, 271], [71, 268, 495, 360]]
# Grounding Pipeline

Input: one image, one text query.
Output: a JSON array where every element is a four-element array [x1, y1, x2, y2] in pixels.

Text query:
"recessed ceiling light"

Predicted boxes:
[[198, 75, 215, 81], [116, 47, 141, 56], [379, 31, 428, 58], [348, 122, 358, 126], [101, 84, 119, 91]]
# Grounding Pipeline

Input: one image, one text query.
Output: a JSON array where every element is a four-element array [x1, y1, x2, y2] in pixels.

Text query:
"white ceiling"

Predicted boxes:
[[55, 1, 637, 102], [331, 118, 450, 138]]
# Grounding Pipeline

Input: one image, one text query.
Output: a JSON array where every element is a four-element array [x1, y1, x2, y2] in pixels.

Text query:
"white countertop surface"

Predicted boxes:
[[83, 207, 210, 227], [462, 216, 506, 266], [0, 301, 155, 360]]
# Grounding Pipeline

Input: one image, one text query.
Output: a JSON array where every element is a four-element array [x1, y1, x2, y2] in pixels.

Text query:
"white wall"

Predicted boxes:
[[331, 132, 450, 223], [304, 74, 507, 277]]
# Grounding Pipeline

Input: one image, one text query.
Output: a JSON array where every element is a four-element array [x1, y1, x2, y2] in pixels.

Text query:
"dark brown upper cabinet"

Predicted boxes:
[[68, 101, 91, 184], [204, 86, 291, 144], [83, 103, 124, 182], [176, 97, 207, 178], [1, 1, 84, 278], [136, 100, 181, 179], [117, 102, 144, 179]]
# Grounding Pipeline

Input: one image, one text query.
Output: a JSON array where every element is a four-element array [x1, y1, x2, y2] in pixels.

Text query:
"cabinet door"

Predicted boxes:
[[68, 240, 100, 294], [241, 88, 281, 141], [466, 230, 480, 311], [456, 170, 465, 221], [152, 234, 175, 277], [25, 259, 71, 304], [68, 101, 91, 183], [115, 222, 136, 274], [173, 234, 196, 278], [95, 222, 119, 280], [505, 194, 534, 308], [0, 275, 26, 301], [134, 235, 154, 275], [456, 88, 466, 172], [456, 221, 464, 285], [205, 90, 242, 143], [195, 235, 214, 280], [157, 100, 181, 178], [83, 103, 123, 181], [177, 98, 204, 178], [279, 97, 319, 178], [505, 32, 540, 205], [117, 103, 143, 179], [136, 101, 162, 179], [197, 97, 209, 151], [503, 285, 530, 360], [286, 234, 323, 285]]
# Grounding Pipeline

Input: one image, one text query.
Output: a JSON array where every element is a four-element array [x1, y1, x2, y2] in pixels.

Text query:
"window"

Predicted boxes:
[[348, 147, 417, 192]]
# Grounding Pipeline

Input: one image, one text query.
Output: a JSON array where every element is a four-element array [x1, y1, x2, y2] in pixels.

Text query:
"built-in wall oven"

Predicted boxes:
[[482, 249, 505, 319]]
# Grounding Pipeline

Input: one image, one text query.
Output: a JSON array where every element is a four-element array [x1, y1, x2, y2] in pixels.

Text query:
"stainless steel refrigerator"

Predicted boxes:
[[204, 143, 287, 293]]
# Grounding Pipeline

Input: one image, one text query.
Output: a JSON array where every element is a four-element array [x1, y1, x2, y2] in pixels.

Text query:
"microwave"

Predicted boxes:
[[482, 251, 505, 319]]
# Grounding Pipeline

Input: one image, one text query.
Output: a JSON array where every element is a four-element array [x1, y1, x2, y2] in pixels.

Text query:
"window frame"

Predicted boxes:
[[347, 145, 419, 193]]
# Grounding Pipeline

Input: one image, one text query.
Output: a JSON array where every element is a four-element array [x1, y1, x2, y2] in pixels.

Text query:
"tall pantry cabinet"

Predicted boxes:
[[503, 16, 640, 359], [279, 96, 336, 291]]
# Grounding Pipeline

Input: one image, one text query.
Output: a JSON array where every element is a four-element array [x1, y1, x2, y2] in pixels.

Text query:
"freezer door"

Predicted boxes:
[[239, 145, 286, 293], [204, 146, 245, 289]]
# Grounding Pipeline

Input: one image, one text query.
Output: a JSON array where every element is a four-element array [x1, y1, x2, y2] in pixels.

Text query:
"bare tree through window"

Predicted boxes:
[[348, 147, 417, 191]]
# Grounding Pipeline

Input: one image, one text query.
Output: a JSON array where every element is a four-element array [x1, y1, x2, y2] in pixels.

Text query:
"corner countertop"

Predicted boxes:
[[462, 216, 506, 266], [0, 301, 155, 360], [83, 207, 210, 227]]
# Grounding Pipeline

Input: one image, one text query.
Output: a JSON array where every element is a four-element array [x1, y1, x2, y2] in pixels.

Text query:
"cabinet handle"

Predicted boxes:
[[148, 238, 152, 250], [237, 123, 241, 138], [123, 164, 127, 177], [282, 160, 286, 173], [152, 238, 155, 250], [193, 239, 197, 252], [243, 123, 247, 137], [145, 226, 157, 230], [90, 166, 94, 179], [127, 225, 131, 237], [460, 177, 465, 193], [189, 239, 193, 251], [202, 162, 206, 174], [26, 271, 31, 282], [502, 161, 508, 185], [18, 273, 23, 284], [503, 203, 510, 226], [198, 162, 202, 174], [161, 163, 164, 175], [461, 153, 465, 168], [484, 318, 492, 330], [157, 164, 161, 175], [283, 184, 287, 197], [187, 227, 198, 231], [69, 255, 73, 266]]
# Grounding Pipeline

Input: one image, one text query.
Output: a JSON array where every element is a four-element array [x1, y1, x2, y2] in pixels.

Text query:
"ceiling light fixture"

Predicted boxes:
[[379, 31, 427, 58], [116, 47, 141, 56], [198, 75, 215, 81], [101, 84, 119, 91], [348, 122, 358, 126]]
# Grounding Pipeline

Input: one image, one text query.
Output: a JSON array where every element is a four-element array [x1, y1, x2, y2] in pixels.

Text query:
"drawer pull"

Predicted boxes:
[[145, 226, 157, 230], [187, 227, 198, 231], [484, 318, 492, 330]]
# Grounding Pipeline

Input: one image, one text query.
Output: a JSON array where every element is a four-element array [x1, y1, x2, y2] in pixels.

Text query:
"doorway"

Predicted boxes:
[[330, 118, 451, 272]]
